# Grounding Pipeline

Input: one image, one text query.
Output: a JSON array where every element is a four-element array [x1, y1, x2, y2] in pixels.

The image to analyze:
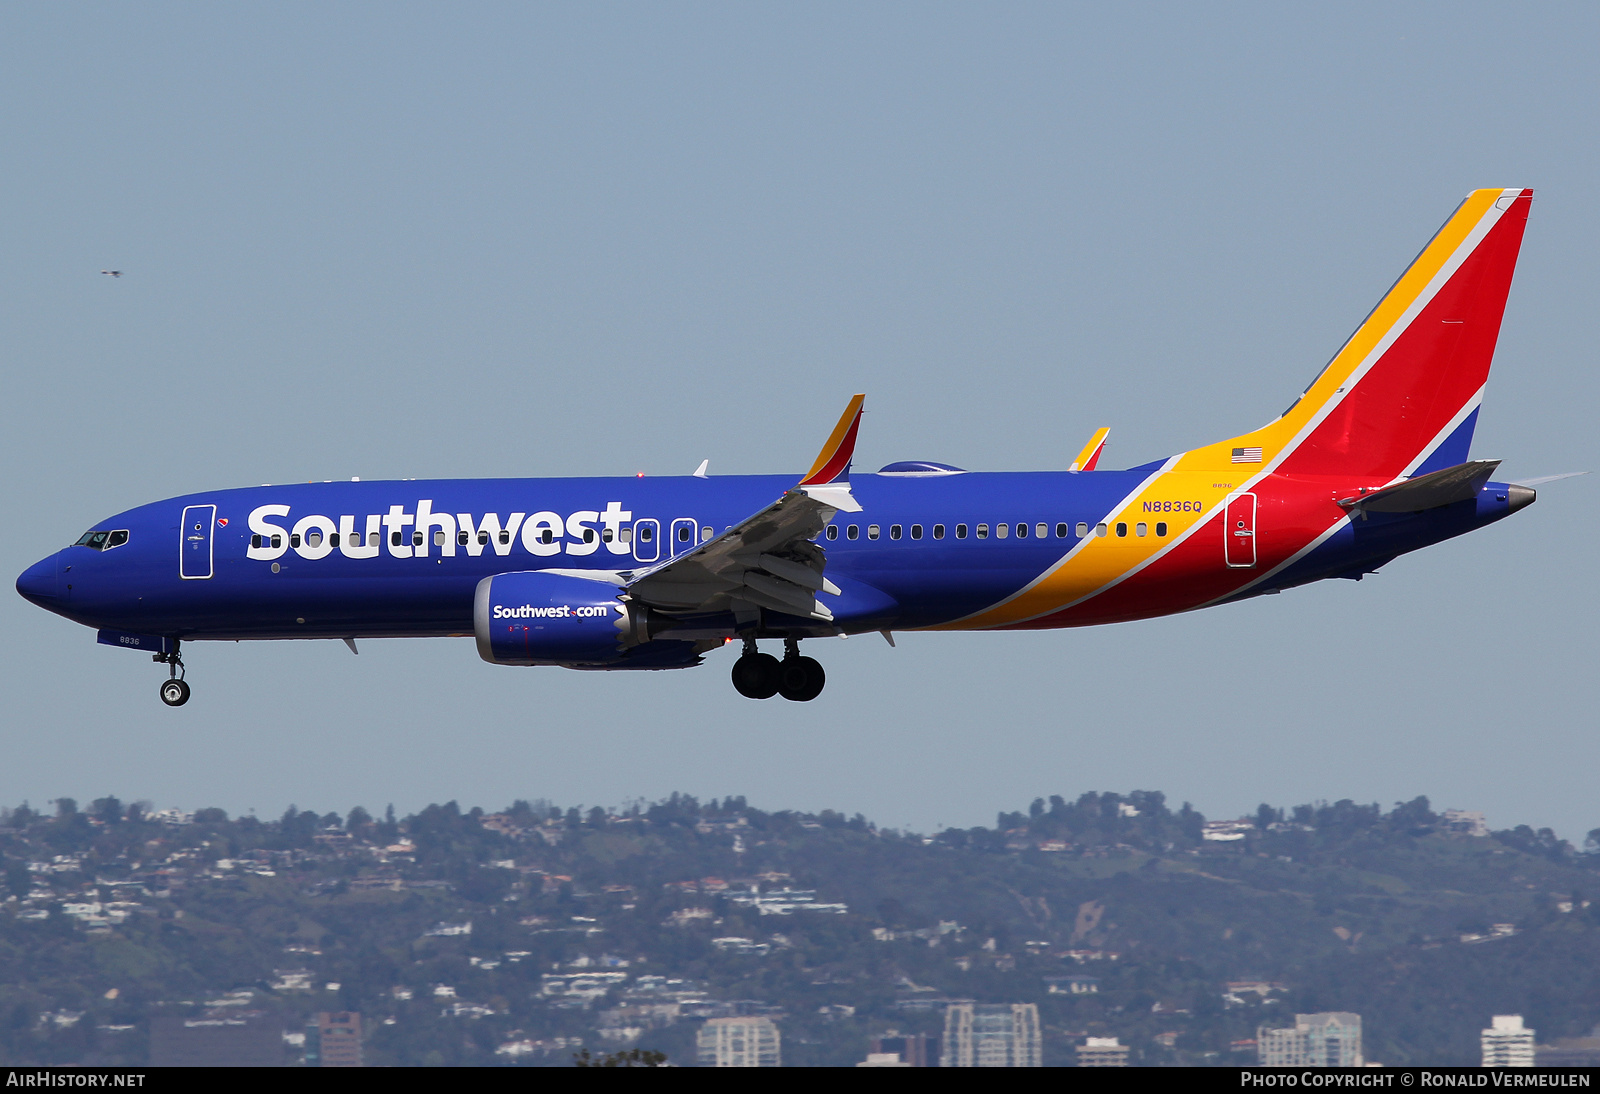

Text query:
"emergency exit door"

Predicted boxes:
[[180, 504, 217, 579], [1224, 493, 1256, 568]]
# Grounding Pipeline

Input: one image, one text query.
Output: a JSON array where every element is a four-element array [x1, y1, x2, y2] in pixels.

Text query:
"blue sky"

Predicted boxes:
[[2, 3, 1595, 837]]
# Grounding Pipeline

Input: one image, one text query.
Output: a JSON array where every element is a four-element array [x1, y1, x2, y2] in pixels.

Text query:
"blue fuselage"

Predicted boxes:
[[16, 470, 1522, 644]]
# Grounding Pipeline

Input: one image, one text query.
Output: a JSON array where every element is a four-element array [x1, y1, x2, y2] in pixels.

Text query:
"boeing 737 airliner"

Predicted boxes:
[[17, 189, 1546, 706]]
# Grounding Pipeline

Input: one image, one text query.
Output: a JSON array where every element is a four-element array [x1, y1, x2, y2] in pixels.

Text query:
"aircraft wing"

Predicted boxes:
[[622, 396, 864, 621]]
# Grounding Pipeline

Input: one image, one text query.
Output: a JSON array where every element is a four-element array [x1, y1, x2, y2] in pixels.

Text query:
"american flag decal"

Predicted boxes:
[[1231, 447, 1263, 464]]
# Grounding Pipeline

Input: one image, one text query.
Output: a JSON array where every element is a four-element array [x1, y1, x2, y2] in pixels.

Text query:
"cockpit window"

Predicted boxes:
[[73, 529, 129, 551]]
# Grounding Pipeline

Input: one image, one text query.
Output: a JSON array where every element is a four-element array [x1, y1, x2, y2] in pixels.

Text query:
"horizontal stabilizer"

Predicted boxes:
[[1338, 459, 1500, 515]]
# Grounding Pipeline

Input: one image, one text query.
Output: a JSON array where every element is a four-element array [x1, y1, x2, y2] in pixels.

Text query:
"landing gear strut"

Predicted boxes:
[[155, 641, 190, 707], [731, 638, 825, 701]]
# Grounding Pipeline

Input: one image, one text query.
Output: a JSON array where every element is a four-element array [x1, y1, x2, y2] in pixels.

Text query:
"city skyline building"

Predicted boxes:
[[871, 1031, 939, 1067], [1076, 1037, 1130, 1067], [697, 1016, 781, 1067], [1482, 1015, 1536, 1068], [1258, 1013, 1363, 1068], [941, 1003, 1041, 1067], [313, 1011, 362, 1068]]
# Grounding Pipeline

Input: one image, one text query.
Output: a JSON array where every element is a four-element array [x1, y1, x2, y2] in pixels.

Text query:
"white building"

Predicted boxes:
[[941, 1004, 1041, 1067], [1482, 1015, 1535, 1068], [1258, 1013, 1362, 1067], [1076, 1037, 1129, 1067], [697, 1016, 780, 1067], [1442, 810, 1490, 837]]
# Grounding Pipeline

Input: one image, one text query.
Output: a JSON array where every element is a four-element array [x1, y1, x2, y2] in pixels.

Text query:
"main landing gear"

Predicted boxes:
[[731, 638, 825, 702], [155, 641, 190, 707]]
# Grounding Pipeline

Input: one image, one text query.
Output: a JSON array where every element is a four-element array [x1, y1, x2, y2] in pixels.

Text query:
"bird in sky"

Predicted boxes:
[[101, 270, 121, 277]]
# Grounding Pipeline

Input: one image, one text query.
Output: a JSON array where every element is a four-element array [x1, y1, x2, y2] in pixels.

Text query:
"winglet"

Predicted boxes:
[[800, 395, 865, 486], [799, 394, 865, 512], [1069, 427, 1110, 471]]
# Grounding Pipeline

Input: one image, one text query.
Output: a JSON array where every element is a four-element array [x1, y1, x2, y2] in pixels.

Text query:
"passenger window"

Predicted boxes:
[[540, 529, 553, 544], [583, 528, 595, 543], [1156, 522, 1168, 537], [955, 524, 968, 539], [1036, 523, 1048, 539], [678, 525, 691, 542], [412, 532, 423, 546], [478, 530, 489, 545], [995, 523, 1007, 539], [271, 534, 282, 549], [1136, 523, 1148, 537], [499, 530, 511, 545], [847, 525, 859, 540], [639, 526, 653, 542], [458, 531, 469, 546], [1115, 523, 1127, 537], [291, 534, 302, 548], [306, 531, 322, 548], [1095, 523, 1107, 537], [330, 533, 340, 547], [434, 530, 446, 546], [252, 534, 262, 549], [910, 524, 923, 540], [1076, 522, 1088, 537], [868, 525, 880, 540], [351, 532, 362, 547], [620, 527, 632, 543], [933, 524, 945, 539], [601, 528, 613, 542], [977, 524, 989, 539], [826, 525, 839, 540], [392, 532, 402, 547], [702, 527, 714, 542], [106, 530, 129, 549], [890, 524, 902, 540]]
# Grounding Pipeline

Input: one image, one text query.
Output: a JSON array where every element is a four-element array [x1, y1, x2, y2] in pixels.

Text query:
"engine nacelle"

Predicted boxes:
[[474, 571, 637, 666]]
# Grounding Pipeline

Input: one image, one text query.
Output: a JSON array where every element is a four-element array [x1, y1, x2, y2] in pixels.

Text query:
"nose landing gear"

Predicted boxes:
[[731, 638, 825, 701], [154, 641, 190, 707]]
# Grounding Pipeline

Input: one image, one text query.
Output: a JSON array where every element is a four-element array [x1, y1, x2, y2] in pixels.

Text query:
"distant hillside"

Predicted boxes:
[[1, 791, 1597, 1066]]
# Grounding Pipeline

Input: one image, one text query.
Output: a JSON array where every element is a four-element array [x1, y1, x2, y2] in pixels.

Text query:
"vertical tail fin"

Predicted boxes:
[[1185, 188, 1532, 480]]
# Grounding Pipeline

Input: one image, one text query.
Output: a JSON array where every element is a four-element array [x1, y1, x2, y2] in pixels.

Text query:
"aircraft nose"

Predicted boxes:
[[16, 554, 58, 607]]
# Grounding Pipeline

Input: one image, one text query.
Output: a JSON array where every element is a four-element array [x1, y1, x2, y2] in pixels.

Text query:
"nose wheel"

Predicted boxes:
[[154, 641, 190, 706], [731, 639, 825, 701]]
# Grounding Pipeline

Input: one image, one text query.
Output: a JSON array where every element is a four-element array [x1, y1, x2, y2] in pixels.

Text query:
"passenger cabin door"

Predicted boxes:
[[632, 519, 660, 564], [1224, 492, 1257, 568], [180, 504, 217, 579]]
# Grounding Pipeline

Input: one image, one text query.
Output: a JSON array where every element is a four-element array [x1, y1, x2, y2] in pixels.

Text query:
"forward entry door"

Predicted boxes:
[[1224, 493, 1257, 568], [180, 504, 217, 579]]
